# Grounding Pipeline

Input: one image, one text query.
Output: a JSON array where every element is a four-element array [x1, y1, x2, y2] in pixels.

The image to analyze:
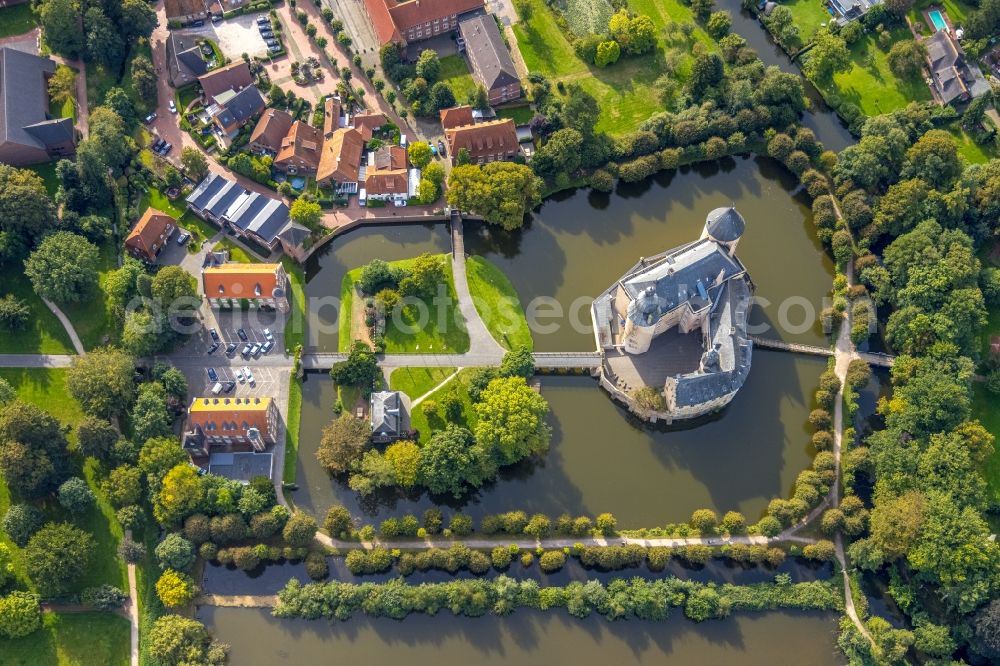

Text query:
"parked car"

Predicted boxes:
[[209, 328, 219, 341], [256, 15, 269, 24], [268, 44, 281, 53], [191, 19, 204, 27], [241, 343, 253, 359], [222, 381, 236, 393], [176, 231, 190, 245], [151, 138, 164, 151], [394, 199, 407, 207], [225, 343, 238, 356], [207, 368, 218, 381], [260, 29, 273, 38], [207, 342, 220, 355], [237, 328, 248, 341], [211, 14, 223, 23], [160, 142, 173, 155], [263, 328, 273, 341], [144, 112, 157, 124], [438, 140, 446, 156], [243, 367, 255, 386], [211, 382, 223, 395], [250, 343, 262, 357], [261, 340, 274, 354], [168, 100, 177, 113], [430, 144, 437, 156], [235, 368, 245, 383]]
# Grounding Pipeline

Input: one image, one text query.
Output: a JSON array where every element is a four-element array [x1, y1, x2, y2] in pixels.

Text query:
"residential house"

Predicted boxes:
[[125, 208, 176, 262], [248, 108, 294, 155], [444, 118, 519, 165], [364, 145, 412, 202], [439, 105, 474, 131], [202, 262, 289, 311], [351, 111, 387, 142], [323, 96, 343, 136], [370, 391, 409, 443], [924, 30, 990, 105], [827, 0, 880, 25], [274, 121, 323, 174], [199, 61, 254, 101], [166, 33, 209, 87], [362, 0, 484, 47], [0, 48, 76, 166], [165, 0, 209, 26], [459, 15, 521, 105], [198, 62, 264, 136], [183, 396, 279, 456], [186, 173, 310, 254], [316, 127, 364, 191]]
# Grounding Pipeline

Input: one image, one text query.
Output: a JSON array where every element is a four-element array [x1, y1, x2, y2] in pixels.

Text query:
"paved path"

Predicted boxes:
[[0, 355, 75, 368], [450, 220, 506, 360], [42, 299, 85, 355], [125, 530, 139, 666], [410, 368, 462, 407]]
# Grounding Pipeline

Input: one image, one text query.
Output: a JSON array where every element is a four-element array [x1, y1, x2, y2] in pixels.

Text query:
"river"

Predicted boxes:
[[200, 606, 844, 666]]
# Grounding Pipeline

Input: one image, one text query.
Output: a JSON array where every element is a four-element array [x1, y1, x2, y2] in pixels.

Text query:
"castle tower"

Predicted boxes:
[[701, 206, 746, 255]]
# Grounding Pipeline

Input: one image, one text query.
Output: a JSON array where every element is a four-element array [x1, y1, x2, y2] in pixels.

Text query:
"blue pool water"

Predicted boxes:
[[290, 177, 306, 190], [929, 10, 947, 31]]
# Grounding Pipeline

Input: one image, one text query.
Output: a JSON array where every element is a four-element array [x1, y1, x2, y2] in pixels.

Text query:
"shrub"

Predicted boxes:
[[232, 546, 260, 571], [57, 477, 95, 514], [491, 545, 514, 570], [3, 504, 43, 547], [210, 514, 248, 544], [323, 504, 353, 537], [539, 550, 566, 572], [0, 591, 42, 639], [118, 536, 147, 564], [690, 509, 718, 533], [449, 513, 473, 536], [155, 569, 198, 608], [81, 585, 127, 610], [422, 508, 443, 535], [305, 551, 329, 580], [803, 540, 836, 561], [647, 546, 672, 571], [198, 542, 218, 561], [24, 522, 94, 596], [808, 409, 831, 430], [520, 552, 534, 568], [812, 430, 834, 450], [183, 514, 212, 545], [116, 505, 144, 531], [595, 513, 617, 535], [156, 533, 196, 572], [283, 512, 318, 547]]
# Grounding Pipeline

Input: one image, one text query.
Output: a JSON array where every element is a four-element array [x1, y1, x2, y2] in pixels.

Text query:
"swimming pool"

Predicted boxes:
[[929, 9, 947, 31]]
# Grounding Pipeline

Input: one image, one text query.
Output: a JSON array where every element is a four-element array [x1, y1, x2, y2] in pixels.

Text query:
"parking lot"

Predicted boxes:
[[180, 14, 275, 60]]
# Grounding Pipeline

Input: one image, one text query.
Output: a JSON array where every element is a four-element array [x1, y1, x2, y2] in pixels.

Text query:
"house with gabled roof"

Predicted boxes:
[[183, 396, 279, 457], [0, 48, 76, 166], [444, 118, 519, 165], [249, 108, 294, 155], [316, 127, 364, 191], [202, 262, 289, 311], [362, 0, 484, 47], [459, 15, 521, 105], [125, 208, 176, 263], [274, 120, 323, 174], [166, 33, 209, 87], [439, 105, 474, 131]]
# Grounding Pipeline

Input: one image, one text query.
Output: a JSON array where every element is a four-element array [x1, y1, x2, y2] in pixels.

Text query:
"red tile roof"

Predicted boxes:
[[445, 118, 518, 161], [372, 145, 407, 170], [165, 0, 207, 19], [125, 208, 175, 262], [365, 169, 409, 195], [202, 263, 285, 300], [198, 62, 253, 102], [249, 109, 294, 153], [439, 105, 474, 130], [323, 97, 342, 137], [362, 0, 402, 46], [352, 111, 387, 142], [363, 0, 484, 45], [274, 121, 323, 172], [317, 128, 364, 185]]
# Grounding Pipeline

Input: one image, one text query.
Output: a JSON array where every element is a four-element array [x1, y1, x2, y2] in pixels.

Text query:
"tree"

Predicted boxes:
[[76, 416, 117, 460], [706, 11, 731, 39], [0, 400, 72, 498], [104, 87, 135, 126], [595, 40, 620, 67], [596, 512, 617, 535], [130, 55, 157, 102], [57, 477, 95, 514], [102, 464, 143, 508], [282, 512, 318, 547], [398, 253, 445, 299], [24, 231, 99, 303], [67, 348, 136, 418], [469, 85, 490, 111], [474, 376, 551, 466], [2, 504, 43, 547], [802, 30, 850, 82], [316, 415, 371, 474], [180, 147, 209, 181], [290, 198, 323, 230], [884, 0, 914, 15], [36, 0, 84, 58], [0, 165, 58, 261], [972, 599, 1000, 660], [85, 6, 126, 70], [329, 341, 379, 388], [532, 128, 583, 180], [156, 569, 198, 608], [0, 592, 42, 639], [419, 425, 489, 497], [447, 162, 543, 231], [887, 40, 927, 79], [902, 129, 962, 190], [632, 386, 666, 411], [0, 295, 29, 332], [384, 440, 421, 487], [608, 10, 656, 55], [149, 615, 227, 665], [154, 464, 205, 526], [408, 142, 433, 169], [48, 65, 77, 109], [499, 346, 535, 379], [119, 0, 158, 40], [0, 544, 12, 588], [139, 437, 188, 487], [156, 533, 196, 572], [690, 509, 718, 533], [415, 49, 440, 82], [687, 52, 724, 99], [430, 81, 456, 111], [24, 522, 94, 596]]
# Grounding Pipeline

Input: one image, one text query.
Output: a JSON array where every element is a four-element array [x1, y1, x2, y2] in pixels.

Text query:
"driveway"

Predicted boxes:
[[322, 0, 381, 62]]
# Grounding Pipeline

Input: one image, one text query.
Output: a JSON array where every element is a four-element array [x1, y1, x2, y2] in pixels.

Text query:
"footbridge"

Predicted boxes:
[[751, 336, 895, 367]]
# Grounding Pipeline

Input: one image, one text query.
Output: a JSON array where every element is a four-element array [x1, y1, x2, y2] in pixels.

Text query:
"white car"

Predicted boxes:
[[263, 328, 273, 341], [168, 99, 177, 113], [244, 367, 255, 386], [235, 368, 245, 383]]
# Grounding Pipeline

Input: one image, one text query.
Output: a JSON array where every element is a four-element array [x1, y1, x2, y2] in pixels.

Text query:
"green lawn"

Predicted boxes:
[[26, 161, 60, 196], [465, 256, 532, 351], [389, 367, 457, 400], [0, 612, 131, 666], [438, 54, 478, 105], [823, 28, 932, 117], [513, 0, 712, 134], [139, 187, 187, 219], [497, 106, 535, 124], [972, 384, 1000, 504], [281, 257, 306, 352], [406, 368, 479, 443], [175, 84, 201, 113], [0, 3, 37, 38], [783, 0, 835, 42], [284, 373, 302, 484], [59, 243, 118, 350], [0, 271, 75, 354], [950, 127, 997, 164], [339, 255, 470, 354], [214, 238, 260, 264]]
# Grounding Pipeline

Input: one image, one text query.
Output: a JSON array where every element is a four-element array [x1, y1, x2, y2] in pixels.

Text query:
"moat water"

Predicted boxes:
[[261, 156, 853, 663]]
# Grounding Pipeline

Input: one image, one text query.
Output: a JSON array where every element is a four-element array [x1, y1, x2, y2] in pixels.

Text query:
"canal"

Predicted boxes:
[[200, 606, 844, 666]]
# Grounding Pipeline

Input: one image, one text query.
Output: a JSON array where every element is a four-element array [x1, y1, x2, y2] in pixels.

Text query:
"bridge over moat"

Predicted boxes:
[[750, 337, 896, 368]]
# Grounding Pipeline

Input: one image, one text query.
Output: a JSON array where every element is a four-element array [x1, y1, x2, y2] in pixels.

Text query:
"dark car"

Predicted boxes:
[[225, 343, 238, 356], [265, 39, 279, 47], [438, 140, 446, 157], [237, 328, 248, 341], [191, 19, 204, 27], [222, 381, 236, 394], [207, 342, 220, 355], [260, 30, 274, 39], [241, 343, 253, 359], [207, 368, 219, 381], [160, 142, 173, 155], [256, 15, 269, 24], [144, 112, 157, 124], [209, 328, 219, 341]]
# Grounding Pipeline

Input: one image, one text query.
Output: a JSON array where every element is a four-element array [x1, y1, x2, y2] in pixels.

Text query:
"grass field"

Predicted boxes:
[[284, 373, 302, 484], [784, 0, 835, 43], [0, 612, 131, 666], [0, 3, 36, 39], [438, 55, 478, 105], [339, 255, 470, 354], [951, 128, 998, 164], [823, 28, 931, 117], [466, 256, 533, 351], [971, 384, 1000, 503], [513, 0, 711, 135], [0, 271, 75, 354], [497, 106, 535, 124], [214, 238, 260, 264], [60, 243, 118, 350], [405, 368, 479, 443], [389, 367, 457, 400], [282, 257, 307, 352], [26, 161, 60, 196]]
